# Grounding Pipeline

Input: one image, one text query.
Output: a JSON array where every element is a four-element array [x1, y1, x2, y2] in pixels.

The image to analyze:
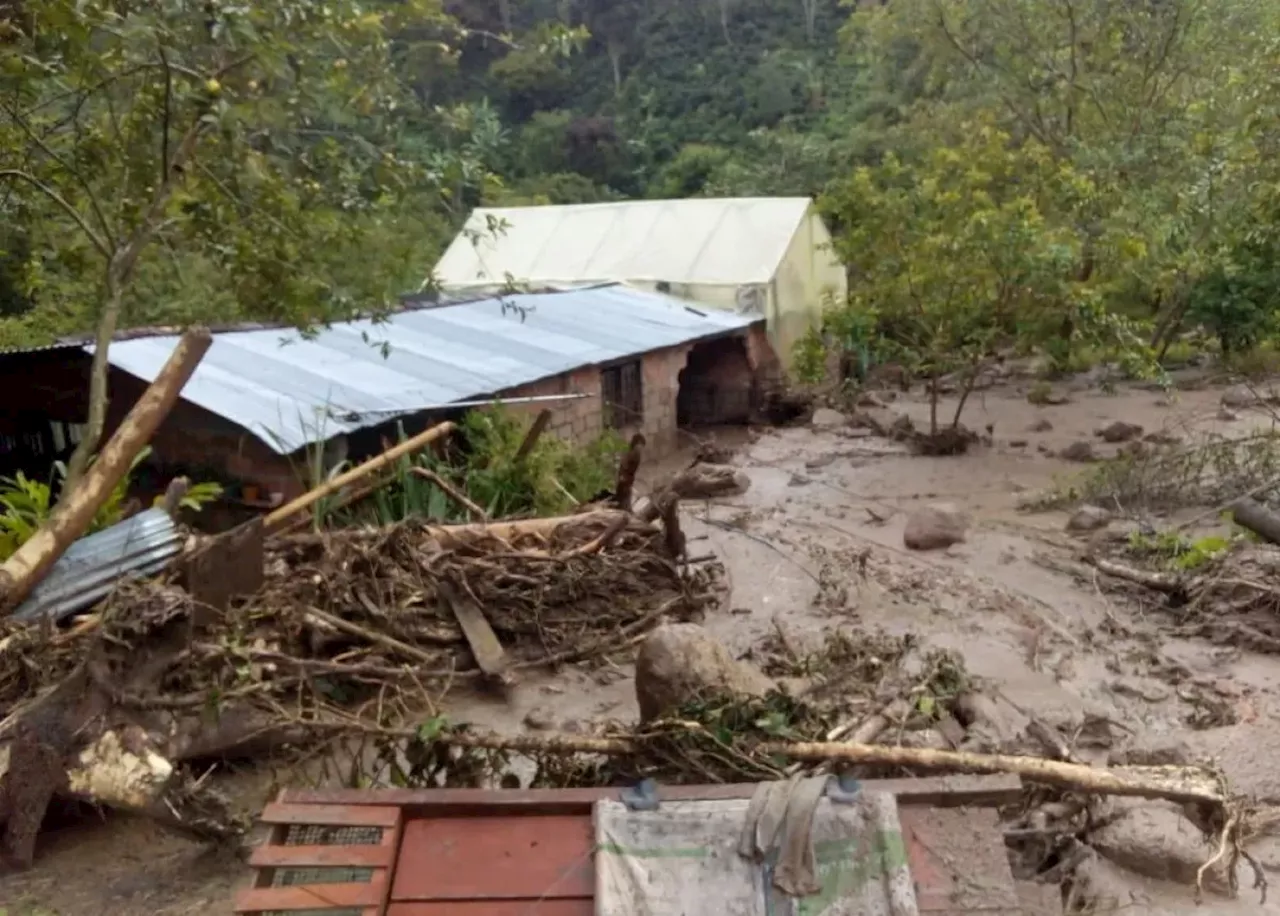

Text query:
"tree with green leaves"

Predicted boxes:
[[821, 123, 1150, 448], [0, 0, 455, 488]]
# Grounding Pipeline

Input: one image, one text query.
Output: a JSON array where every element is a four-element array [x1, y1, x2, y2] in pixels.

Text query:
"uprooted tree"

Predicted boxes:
[[0, 0, 457, 491]]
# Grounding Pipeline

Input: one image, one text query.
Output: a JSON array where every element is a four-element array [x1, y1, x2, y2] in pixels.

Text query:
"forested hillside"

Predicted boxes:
[[3, 0, 1280, 405]]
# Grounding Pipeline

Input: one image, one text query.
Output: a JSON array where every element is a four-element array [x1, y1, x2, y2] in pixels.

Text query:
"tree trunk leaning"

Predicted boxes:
[[0, 327, 213, 614]]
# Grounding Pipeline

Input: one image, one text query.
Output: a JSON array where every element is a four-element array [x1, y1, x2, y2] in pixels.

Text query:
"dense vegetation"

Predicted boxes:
[[3, 0, 1280, 437]]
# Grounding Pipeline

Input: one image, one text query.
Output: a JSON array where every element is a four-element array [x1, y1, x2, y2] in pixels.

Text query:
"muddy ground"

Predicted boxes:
[[7, 372, 1280, 914]]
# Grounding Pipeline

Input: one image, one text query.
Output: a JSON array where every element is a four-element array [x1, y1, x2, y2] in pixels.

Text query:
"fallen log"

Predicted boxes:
[[0, 328, 212, 613], [263, 421, 457, 534], [422, 509, 642, 550], [349, 725, 1226, 807], [1229, 497, 1280, 545]]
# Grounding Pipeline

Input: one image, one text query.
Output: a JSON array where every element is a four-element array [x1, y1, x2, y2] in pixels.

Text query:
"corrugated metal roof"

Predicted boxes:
[[93, 284, 757, 455], [433, 197, 815, 288], [10, 508, 182, 623]]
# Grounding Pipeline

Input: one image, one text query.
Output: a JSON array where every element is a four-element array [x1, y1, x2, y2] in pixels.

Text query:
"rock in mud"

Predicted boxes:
[[1217, 406, 1239, 422], [634, 624, 777, 722], [1107, 737, 1193, 768], [805, 454, 836, 470], [902, 504, 968, 551], [1008, 439, 1028, 448], [1096, 421, 1144, 443], [1143, 430, 1180, 445], [1221, 384, 1262, 409], [1028, 418, 1054, 432], [851, 407, 914, 440], [810, 407, 848, 430], [1067, 505, 1112, 532], [1058, 440, 1096, 462], [856, 391, 886, 408], [1089, 802, 1213, 885]]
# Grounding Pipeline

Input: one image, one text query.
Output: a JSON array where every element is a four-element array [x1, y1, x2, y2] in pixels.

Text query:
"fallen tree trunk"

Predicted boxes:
[[1087, 556, 1184, 594], [263, 421, 457, 534], [0, 328, 212, 613], [348, 726, 1226, 806], [1229, 498, 1280, 545]]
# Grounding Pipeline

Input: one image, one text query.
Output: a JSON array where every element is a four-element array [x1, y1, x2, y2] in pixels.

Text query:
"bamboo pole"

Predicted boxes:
[[0, 328, 212, 613], [263, 421, 457, 534]]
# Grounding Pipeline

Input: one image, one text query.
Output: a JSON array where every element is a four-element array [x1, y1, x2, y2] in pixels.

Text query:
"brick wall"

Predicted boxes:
[[105, 370, 303, 501], [501, 345, 691, 458]]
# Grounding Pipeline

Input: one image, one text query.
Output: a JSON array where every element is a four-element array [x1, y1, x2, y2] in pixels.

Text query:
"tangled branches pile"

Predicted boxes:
[[0, 513, 721, 753], [1031, 432, 1280, 513]]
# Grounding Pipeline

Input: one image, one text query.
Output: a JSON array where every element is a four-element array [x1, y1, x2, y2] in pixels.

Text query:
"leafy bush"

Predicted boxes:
[[0, 446, 222, 560]]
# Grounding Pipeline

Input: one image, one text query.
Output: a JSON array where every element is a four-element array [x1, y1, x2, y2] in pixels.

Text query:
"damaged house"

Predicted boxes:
[[0, 284, 778, 513]]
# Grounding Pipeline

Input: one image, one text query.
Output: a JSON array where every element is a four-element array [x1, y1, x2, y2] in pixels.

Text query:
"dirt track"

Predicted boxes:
[[7, 373, 1280, 914]]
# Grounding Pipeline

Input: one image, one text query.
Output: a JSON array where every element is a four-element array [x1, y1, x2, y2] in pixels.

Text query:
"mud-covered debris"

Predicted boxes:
[[903, 505, 968, 551], [1096, 421, 1144, 443], [1059, 440, 1097, 462], [634, 623, 776, 722], [1107, 737, 1193, 768], [1088, 802, 1216, 886], [811, 407, 848, 430], [1217, 406, 1239, 422], [1067, 505, 1112, 533], [1143, 430, 1181, 445], [1029, 417, 1054, 432], [850, 407, 914, 440]]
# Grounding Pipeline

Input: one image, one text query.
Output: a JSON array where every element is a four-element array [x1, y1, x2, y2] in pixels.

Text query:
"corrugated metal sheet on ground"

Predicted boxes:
[[433, 197, 814, 288], [11, 507, 182, 623], [90, 284, 757, 455]]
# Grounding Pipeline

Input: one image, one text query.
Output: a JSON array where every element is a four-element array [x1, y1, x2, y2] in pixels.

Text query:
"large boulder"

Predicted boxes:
[[635, 624, 776, 722], [903, 504, 968, 551]]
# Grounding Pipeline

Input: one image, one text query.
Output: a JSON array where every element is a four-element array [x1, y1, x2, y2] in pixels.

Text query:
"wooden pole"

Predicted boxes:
[[263, 421, 457, 534], [0, 328, 212, 613]]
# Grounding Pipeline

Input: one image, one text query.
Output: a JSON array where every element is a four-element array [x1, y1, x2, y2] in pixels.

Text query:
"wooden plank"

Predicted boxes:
[[234, 879, 385, 912], [280, 774, 1023, 813], [437, 579, 509, 680], [260, 802, 401, 828], [392, 815, 594, 901], [249, 842, 395, 869], [388, 902, 592, 915]]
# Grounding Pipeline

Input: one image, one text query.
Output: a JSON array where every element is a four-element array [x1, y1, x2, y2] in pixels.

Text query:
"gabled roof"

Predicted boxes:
[[433, 197, 815, 289], [90, 284, 758, 454]]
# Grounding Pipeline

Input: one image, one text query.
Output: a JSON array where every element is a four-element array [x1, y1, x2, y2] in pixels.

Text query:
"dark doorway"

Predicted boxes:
[[677, 337, 754, 427]]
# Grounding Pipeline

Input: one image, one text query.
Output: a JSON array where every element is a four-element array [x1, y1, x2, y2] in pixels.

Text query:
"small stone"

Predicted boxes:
[[1028, 418, 1054, 432], [1058, 440, 1096, 462], [810, 408, 848, 430], [523, 707, 556, 731], [788, 473, 810, 487], [1096, 421, 1144, 443], [855, 391, 885, 408], [1008, 439, 1028, 448], [805, 455, 836, 470], [1067, 505, 1112, 532], [1095, 419, 1146, 442], [1109, 677, 1172, 703], [903, 504, 968, 551]]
